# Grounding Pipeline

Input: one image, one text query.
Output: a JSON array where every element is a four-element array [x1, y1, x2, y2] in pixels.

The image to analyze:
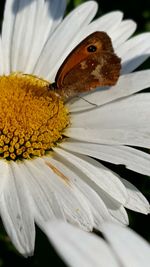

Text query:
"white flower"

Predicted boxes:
[[45, 221, 150, 267], [0, 0, 149, 255]]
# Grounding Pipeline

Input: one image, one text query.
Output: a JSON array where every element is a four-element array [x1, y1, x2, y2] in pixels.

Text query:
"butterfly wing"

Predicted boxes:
[[51, 32, 121, 100], [57, 51, 121, 99]]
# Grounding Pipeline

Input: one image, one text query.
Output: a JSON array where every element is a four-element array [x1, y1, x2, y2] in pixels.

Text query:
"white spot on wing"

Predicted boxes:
[[80, 61, 88, 70]]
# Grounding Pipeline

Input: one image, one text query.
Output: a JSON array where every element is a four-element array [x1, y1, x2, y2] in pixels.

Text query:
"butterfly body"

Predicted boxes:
[[49, 32, 121, 100]]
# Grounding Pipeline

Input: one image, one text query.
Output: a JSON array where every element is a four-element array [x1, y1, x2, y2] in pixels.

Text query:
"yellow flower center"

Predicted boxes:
[[0, 73, 69, 160]]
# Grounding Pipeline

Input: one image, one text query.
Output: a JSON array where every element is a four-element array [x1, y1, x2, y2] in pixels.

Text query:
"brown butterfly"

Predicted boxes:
[[49, 31, 121, 101]]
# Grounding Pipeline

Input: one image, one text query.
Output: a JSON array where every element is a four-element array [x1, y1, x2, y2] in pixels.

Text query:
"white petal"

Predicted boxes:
[[98, 191, 129, 225], [25, 158, 94, 231], [68, 70, 150, 112], [34, 1, 98, 80], [60, 140, 150, 176], [0, 37, 4, 75], [25, 0, 66, 73], [117, 33, 150, 74], [120, 178, 150, 214], [54, 147, 128, 205], [0, 160, 9, 197], [44, 221, 119, 267], [51, 152, 129, 226], [66, 128, 150, 148], [109, 205, 129, 225], [19, 160, 64, 225], [47, 154, 115, 229], [10, 0, 38, 72], [0, 162, 35, 255], [2, 0, 19, 74], [71, 93, 150, 130], [112, 20, 137, 48], [2, 0, 66, 74], [102, 223, 150, 267], [79, 11, 123, 40]]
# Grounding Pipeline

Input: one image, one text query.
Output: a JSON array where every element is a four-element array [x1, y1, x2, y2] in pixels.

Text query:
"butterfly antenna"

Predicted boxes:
[[77, 95, 98, 107]]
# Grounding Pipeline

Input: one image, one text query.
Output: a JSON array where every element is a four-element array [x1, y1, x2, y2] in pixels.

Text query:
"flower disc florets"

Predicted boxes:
[[0, 73, 69, 160]]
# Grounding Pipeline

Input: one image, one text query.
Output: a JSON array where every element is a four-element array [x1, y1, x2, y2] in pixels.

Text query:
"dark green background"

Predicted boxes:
[[0, 0, 149, 266]]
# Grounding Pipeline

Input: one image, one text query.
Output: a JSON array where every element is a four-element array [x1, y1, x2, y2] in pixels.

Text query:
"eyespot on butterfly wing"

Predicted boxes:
[[49, 31, 121, 100]]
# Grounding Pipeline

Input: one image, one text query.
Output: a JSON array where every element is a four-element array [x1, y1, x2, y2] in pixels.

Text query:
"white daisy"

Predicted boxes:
[[45, 221, 150, 267], [0, 0, 150, 255]]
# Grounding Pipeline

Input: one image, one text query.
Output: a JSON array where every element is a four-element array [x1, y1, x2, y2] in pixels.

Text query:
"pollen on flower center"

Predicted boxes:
[[0, 73, 69, 160]]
